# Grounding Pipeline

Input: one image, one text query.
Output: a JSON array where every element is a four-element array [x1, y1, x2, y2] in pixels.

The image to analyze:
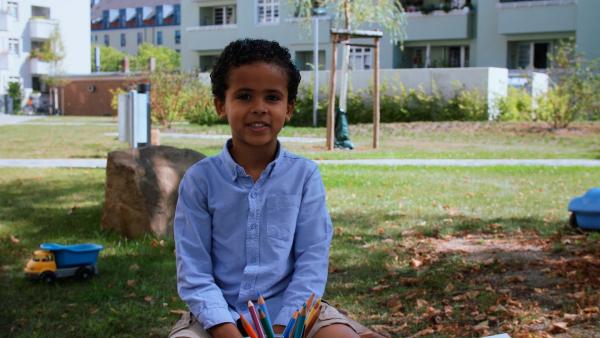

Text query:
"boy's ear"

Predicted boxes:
[[285, 102, 295, 122], [214, 98, 226, 119]]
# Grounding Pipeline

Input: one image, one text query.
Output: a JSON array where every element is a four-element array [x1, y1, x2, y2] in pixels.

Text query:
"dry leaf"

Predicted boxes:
[[549, 322, 568, 333], [409, 327, 434, 338], [144, 296, 153, 303], [127, 279, 136, 287], [416, 299, 429, 308], [129, 263, 140, 272], [371, 284, 390, 292], [170, 309, 187, 316], [411, 258, 423, 268], [473, 320, 489, 332], [9, 235, 20, 244]]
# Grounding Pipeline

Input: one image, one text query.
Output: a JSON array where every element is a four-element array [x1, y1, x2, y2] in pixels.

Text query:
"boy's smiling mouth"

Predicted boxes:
[[247, 121, 270, 131]]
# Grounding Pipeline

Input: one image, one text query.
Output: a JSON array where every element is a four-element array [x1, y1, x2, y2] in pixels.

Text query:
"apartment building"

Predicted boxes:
[[0, 0, 90, 100], [91, 0, 182, 56], [181, 0, 600, 73]]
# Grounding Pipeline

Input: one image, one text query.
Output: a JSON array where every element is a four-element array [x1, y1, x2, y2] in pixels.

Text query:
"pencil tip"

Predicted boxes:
[[248, 300, 254, 307]]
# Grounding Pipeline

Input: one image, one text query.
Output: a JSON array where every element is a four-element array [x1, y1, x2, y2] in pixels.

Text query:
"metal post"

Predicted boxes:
[[137, 83, 151, 147], [326, 36, 338, 151], [312, 14, 319, 127]]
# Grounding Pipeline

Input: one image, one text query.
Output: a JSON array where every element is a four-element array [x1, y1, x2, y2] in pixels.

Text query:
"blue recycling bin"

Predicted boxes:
[[568, 187, 600, 230]]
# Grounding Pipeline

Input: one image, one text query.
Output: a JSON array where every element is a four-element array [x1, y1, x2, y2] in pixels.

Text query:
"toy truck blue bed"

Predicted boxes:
[[40, 243, 103, 268]]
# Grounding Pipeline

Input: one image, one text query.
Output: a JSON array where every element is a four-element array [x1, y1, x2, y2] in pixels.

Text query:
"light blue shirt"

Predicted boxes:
[[174, 140, 333, 330]]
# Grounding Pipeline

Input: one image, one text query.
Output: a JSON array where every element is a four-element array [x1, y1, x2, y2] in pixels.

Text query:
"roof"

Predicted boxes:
[[91, 0, 179, 19]]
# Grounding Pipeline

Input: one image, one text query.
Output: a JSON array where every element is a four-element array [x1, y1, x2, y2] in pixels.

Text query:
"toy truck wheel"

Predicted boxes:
[[569, 213, 578, 228], [40, 271, 56, 283], [76, 267, 93, 280]]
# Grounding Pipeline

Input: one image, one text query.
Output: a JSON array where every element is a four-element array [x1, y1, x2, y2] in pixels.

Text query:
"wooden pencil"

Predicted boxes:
[[248, 301, 266, 338], [257, 295, 276, 338], [282, 311, 298, 338], [303, 302, 321, 338], [305, 293, 315, 312], [239, 313, 259, 338], [292, 305, 306, 338], [258, 307, 276, 338]]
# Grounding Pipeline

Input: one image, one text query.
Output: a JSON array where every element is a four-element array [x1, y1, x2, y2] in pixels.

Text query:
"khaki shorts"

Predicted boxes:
[[169, 301, 370, 338]]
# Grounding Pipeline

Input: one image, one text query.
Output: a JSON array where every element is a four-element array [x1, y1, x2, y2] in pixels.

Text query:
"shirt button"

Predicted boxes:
[[250, 191, 257, 199], [243, 282, 251, 289]]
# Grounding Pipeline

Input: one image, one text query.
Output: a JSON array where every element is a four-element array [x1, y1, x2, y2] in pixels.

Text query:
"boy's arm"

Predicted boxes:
[[273, 166, 333, 325], [174, 172, 236, 330]]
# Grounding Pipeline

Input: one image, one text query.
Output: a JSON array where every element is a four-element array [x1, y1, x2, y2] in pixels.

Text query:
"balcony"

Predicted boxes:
[[29, 18, 58, 40], [497, 0, 576, 35], [0, 11, 9, 31], [0, 53, 8, 70], [30, 58, 50, 75], [186, 24, 239, 50], [404, 8, 472, 41]]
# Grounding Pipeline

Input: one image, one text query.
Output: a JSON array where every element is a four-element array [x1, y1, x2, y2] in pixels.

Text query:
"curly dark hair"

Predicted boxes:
[[210, 39, 301, 103]]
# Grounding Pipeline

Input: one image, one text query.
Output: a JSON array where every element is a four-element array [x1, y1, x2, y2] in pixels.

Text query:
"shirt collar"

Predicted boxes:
[[219, 139, 286, 181]]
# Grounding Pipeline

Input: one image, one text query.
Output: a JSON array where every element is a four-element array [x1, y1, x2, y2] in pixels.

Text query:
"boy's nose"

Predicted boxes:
[[251, 101, 267, 114]]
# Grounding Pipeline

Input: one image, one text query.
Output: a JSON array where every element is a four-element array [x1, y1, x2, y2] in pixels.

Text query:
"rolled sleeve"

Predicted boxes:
[[275, 166, 333, 325], [174, 171, 235, 330]]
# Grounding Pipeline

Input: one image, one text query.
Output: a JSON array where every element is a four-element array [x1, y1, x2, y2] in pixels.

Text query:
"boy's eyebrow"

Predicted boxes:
[[233, 88, 285, 94]]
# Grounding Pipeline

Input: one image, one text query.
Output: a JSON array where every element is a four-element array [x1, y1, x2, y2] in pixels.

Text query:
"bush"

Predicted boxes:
[[536, 86, 572, 129], [150, 71, 220, 128], [290, 82, 489, 125], [497, 87, 533, 122], [7, 82, 22, 111]]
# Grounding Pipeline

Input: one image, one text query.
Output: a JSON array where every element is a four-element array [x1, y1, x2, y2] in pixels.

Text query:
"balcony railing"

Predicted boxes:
[[30, 58, 50, 75], [29, 18, 58, 40], [0, 53, 8, 70], [497, 0, 576, 9]]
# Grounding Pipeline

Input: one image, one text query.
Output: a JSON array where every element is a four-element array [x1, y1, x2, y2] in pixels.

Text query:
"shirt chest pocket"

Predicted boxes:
[[266, 194, 300, 242]]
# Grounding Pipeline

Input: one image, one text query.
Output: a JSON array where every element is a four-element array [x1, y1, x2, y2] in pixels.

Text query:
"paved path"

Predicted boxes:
[[0, 114, 44, 125], [104, 132, 324, 144], [1, 158, 599, 169]]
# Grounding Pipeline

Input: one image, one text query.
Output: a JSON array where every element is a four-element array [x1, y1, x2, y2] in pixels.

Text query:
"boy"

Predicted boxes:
[[170, 39, 379, 338]]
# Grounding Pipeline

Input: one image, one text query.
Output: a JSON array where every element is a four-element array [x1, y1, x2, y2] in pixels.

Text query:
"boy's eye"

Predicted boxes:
[[236, 93, 251, 101], [266, 94, 282, 102]]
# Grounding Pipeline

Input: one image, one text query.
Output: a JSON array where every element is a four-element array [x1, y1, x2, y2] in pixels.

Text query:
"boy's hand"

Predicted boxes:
[[274, 325, 286, 334], [208, 322, 243, 338]]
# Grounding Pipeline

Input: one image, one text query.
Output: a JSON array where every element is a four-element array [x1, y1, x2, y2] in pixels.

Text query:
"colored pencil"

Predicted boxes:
[[305, 293, 315, 312], [248, 301, 266, 338], [292, 305, 306, 338], [307, 298, 321, 324], [258, 307, 276, 338], [282, 311, 298, 338], [239, 313, 259, 338], [257, 296, 276, 337], [303, 302, 321, 338]]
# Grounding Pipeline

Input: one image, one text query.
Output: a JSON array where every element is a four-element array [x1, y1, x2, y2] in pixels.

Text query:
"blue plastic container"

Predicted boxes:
[[40, 243, 104, 268], [568, 187, 600, 230]]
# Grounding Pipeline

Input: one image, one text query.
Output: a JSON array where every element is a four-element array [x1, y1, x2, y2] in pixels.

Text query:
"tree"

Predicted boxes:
[[91, 44, 128, 72], [538, 38, 600, 128], [290, 0, 406, 43], [7, 82, 22, 111], [132, 43, 180, 72]]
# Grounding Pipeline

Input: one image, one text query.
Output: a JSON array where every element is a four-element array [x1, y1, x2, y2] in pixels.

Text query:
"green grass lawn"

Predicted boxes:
[[1, 116, 599, 159], [1, 166, 599, 337]]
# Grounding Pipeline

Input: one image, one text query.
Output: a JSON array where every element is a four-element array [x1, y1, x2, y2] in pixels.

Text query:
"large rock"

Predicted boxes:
[[101, 146, 205, 238]]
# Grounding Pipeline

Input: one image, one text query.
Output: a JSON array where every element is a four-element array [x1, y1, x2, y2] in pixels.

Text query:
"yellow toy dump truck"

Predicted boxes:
[[24, 243, 104, 283]]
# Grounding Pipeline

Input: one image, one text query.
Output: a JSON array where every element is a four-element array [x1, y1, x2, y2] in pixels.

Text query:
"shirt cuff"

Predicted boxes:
[[191, 305, 236, 331], [274, 306, 299, 327]]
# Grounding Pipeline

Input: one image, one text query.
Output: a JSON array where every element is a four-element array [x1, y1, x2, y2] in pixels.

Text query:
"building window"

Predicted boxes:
[[508, 41, 550, 69], [214, 6, 236, 25], [8, 38, 19, 55], [156, 31, 163, 45], [94, 35, 98, 43], [295, 50, 325, 71], [156, 5, 163, 25], [137, 32, 143, 45], [199, 55, 219, 72], [136, 7, 143, 26], [31, 6, 50, 19], [349, 47, 372, 70], [120, 33, 126, 47], [174, 4, 181, 25], [175, 30, 181, 44], [257, 0, 279, 24], [104, 34, 110, 47], [7, 1, 18, 19]]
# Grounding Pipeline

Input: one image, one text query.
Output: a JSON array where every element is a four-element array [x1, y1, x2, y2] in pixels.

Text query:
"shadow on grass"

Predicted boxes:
[[0, 173, 181, 338]]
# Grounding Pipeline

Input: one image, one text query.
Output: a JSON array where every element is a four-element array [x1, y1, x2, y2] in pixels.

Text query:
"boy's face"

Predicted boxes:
[[214, 62, 294, 151]]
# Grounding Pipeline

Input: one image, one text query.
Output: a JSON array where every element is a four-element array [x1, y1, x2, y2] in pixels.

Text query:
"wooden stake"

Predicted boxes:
[[372, 37, 380, 149]]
